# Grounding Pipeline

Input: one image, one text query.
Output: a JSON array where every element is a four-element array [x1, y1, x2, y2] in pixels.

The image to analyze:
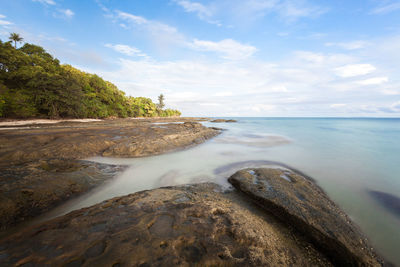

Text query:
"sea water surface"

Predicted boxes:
[[38, 118, 400, 264]]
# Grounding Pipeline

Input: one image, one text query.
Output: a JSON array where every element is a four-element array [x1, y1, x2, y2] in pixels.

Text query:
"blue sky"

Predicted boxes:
[[1, 0, 400, 117]]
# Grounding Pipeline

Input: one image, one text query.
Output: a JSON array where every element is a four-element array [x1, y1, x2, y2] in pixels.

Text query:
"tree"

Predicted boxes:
[[157, 94, 165, 110], [9, 33, 23, 49], [0, 39, 181, 118]]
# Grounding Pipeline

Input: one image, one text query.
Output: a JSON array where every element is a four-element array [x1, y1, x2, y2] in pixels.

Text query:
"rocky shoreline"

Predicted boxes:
[[0, 168, 383, 266], [0, 118, 387, 266], [0, 118, 221, 231]]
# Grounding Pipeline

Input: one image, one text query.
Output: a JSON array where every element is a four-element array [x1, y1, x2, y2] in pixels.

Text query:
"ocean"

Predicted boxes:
[[37, 118, 400, 264]]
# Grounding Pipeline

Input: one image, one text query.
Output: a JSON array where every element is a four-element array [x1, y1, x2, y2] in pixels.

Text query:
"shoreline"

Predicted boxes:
[[0, 117, 389, 265], [0, 117, 221, 231], [0, 169, 384, 266], [0, 116, 211, 127]]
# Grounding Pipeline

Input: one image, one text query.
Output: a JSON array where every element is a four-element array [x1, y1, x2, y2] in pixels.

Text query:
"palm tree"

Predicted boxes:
[[9, 33, 23, 48], [157, 94, 165, 110]]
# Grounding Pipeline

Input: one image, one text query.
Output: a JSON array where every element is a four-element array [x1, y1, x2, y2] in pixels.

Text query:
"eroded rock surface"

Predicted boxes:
[[102, 122, 218, 157], [211, 119, 237, 123], [0, 119, 220, 163], [0, 159, 126, 230], [0, 118, 220, 231], [0, 183, 334, 266], [229, 168, 383, 266]]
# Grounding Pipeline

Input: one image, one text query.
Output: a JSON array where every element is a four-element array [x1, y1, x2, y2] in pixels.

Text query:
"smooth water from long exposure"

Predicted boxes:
[[37, 118, 400, 264]]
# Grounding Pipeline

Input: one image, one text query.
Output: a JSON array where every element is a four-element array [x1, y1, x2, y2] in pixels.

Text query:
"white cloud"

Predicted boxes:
[[116, 11, 148, 25], [229, 0, 328, 23], [330, 104, 346, 108], [382, 89, 400, 95], [214, 91, 233, 97], [277, 0, 328, 21], [114, 10, 185, 48], [112, 11, 256, 60], [173, 0, 328, 28], [356, 77, 388, 86], [53, 9, 75, 19], [32, 0, 56, 5], [0, 14, 13, 26], [173, 0, 221, 26], [116, 11, 178, 35], [61, 9, 74, 18], [174, 0, 212, 17], [334, 64, 376, 78], [391, 101, 400, 111], [294, 51, 325, 63], [251, 104, 276, 112], [370, 2, 400, 14], [81, 53, 399, 116], [190, 39, 257, 60], [105, 44, 148, 58], [325, 41, 369, 50]]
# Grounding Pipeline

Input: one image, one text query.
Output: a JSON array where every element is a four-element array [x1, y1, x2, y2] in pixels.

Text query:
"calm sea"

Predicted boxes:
[[37, 118, 400, 264]]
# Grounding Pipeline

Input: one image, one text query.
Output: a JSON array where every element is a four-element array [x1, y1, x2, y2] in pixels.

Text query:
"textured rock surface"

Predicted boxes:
[[229, 168, 383, 266], [0, 118, 220, 164], [211, 119, 237, 123], [0, 183, 334, 266], [0, 118, 220, 231], [102, 122, 218, 157], [0, 159, 126, 230]]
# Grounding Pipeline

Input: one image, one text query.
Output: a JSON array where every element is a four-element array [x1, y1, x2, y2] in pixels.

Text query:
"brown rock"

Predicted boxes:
[[211, 119, 237, 123], [0, 118, 221, 231], [228, 168, 383, 266], [0, 118, 221, 164], [0, 183, 334, 266], [0, 160, 126, 231]]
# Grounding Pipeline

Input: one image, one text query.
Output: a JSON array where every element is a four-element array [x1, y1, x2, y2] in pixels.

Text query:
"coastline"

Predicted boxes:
[[0, 117, 221, 231], [0, 117, 388, 265], [0, 169, 384, 266]]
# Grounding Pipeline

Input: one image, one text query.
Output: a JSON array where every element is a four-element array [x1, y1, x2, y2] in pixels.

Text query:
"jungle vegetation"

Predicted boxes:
[[0, 34, 181, 118]]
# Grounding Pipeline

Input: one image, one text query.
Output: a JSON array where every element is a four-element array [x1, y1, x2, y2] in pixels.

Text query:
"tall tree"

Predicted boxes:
[[157, 94, 165, 110], [8, 33, 23, 48]]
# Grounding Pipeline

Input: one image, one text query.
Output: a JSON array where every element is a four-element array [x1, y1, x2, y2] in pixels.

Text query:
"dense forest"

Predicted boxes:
[[0, 35, 181, 118]]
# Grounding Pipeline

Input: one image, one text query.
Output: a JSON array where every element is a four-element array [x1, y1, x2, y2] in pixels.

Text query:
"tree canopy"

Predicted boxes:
[[0, 37, 181, 118]]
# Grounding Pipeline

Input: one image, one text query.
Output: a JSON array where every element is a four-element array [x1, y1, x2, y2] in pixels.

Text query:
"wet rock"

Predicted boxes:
[[0, 183, 336, 266], [211, 119, 237, 123], [0, 118, 221, 164], [228, 168, 383, 266], [368, 190, 400, 218], [0, 160, 126, 231], [101, 122, 220, 157], [0, 118, 221, 230], [214, 160, 313, 180]]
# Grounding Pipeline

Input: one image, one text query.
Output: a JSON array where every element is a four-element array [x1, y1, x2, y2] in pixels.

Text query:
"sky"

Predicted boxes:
[[1, 0, 400, 117]]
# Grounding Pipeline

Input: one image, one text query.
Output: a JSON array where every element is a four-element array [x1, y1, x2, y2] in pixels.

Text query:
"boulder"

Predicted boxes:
[[228, 168, 382, 266]]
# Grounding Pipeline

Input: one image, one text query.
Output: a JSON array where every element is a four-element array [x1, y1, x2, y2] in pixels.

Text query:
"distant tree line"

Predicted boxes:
[[0, 34, 181, 118]]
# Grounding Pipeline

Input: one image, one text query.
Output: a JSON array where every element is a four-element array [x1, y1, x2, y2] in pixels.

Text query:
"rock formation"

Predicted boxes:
[[0, 168, 384, 266]]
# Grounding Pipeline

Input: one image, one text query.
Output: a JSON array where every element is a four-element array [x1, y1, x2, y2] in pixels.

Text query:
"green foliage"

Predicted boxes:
[[157, 94, 165, 110], [9, 33, 23, 48], [158, 108, 181, 117], [0, 38, 181, 119]]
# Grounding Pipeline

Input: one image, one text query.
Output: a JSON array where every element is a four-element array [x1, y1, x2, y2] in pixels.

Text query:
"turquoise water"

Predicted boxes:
[[39, 118, 400, 264]]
